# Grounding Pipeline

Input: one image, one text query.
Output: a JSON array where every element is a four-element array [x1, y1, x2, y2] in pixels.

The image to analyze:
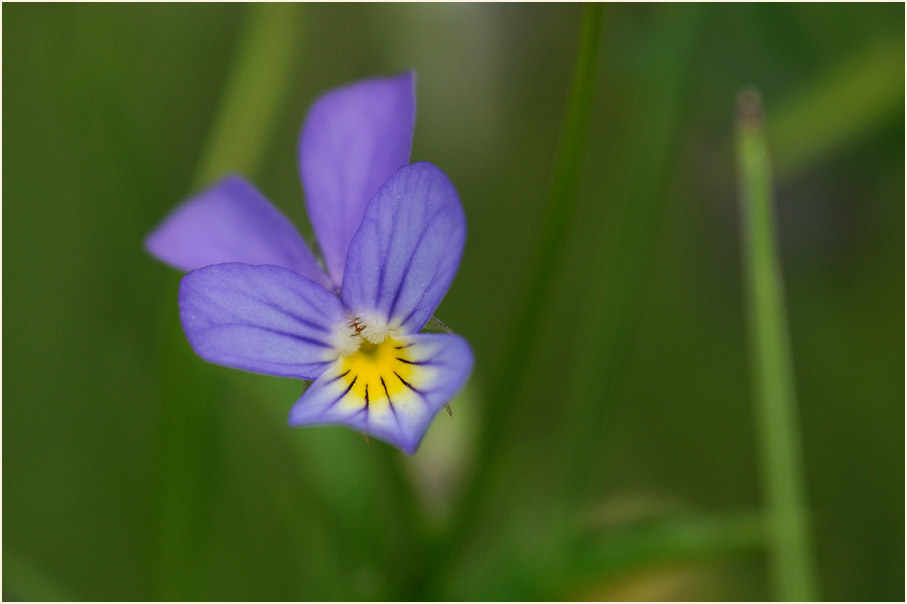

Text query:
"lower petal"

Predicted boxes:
[[288, 333, 473, 454]]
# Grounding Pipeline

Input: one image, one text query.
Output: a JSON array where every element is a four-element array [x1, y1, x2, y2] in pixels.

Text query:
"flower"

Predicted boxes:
[[146, 73, 473, 454]]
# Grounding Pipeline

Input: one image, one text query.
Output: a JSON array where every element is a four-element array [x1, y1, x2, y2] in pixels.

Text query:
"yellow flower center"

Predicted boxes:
[[338, 336, 415, 410]]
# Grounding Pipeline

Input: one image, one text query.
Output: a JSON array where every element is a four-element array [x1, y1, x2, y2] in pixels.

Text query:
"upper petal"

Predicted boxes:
[[146, 176, 330, 288], [299, 72, 415, 288], [288, 333, 474, 454], [341, 162, 466, 334], [179, 263, 345, 379]]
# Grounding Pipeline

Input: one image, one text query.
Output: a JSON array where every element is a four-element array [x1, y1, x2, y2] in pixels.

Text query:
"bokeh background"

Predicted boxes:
[[3, 3, 904, 601]]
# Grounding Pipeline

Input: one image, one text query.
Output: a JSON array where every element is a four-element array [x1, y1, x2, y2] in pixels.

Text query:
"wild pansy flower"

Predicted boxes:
[[146, 73, 473, 454]]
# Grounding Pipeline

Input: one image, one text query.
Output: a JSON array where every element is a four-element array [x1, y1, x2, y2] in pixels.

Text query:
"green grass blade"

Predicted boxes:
[[420, 5, 604, 594], [156, 4, 304, 598], [736, 89, 819, 601], [3, 552, 76, 602], [466, 0, 604, 518], [769, 37, 904, 178], [556, 511, 765, 598], [193, 3, 303, 187], [431, 508, 765, 600], [558, 3, 702, 500]]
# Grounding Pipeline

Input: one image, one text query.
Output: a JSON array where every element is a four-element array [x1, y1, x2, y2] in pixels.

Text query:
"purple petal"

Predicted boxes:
[[146, 176, 330, 288], [341, 162, 466, 334], [179, 263, 345, 379], [300, 72, 415, 288], [288, 333, 473, 454]]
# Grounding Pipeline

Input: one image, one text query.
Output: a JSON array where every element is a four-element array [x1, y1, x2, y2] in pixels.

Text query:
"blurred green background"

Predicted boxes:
[[3, 3, 904, 601]]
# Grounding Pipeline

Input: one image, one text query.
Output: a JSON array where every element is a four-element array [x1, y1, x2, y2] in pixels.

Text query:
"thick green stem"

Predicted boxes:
[[736, 89, 819, 601]]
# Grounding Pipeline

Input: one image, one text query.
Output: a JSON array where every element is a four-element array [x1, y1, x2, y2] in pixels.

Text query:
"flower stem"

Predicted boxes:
[[736, 89, 819, 601]]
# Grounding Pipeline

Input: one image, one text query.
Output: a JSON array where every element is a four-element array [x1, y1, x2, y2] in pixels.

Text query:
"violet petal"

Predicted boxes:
[[341, 162, 466, 334], [299, 72, 415, 288], [288, 333, 473, 454], [146, 176, 330, 288], [179, 263, 344, 379]]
